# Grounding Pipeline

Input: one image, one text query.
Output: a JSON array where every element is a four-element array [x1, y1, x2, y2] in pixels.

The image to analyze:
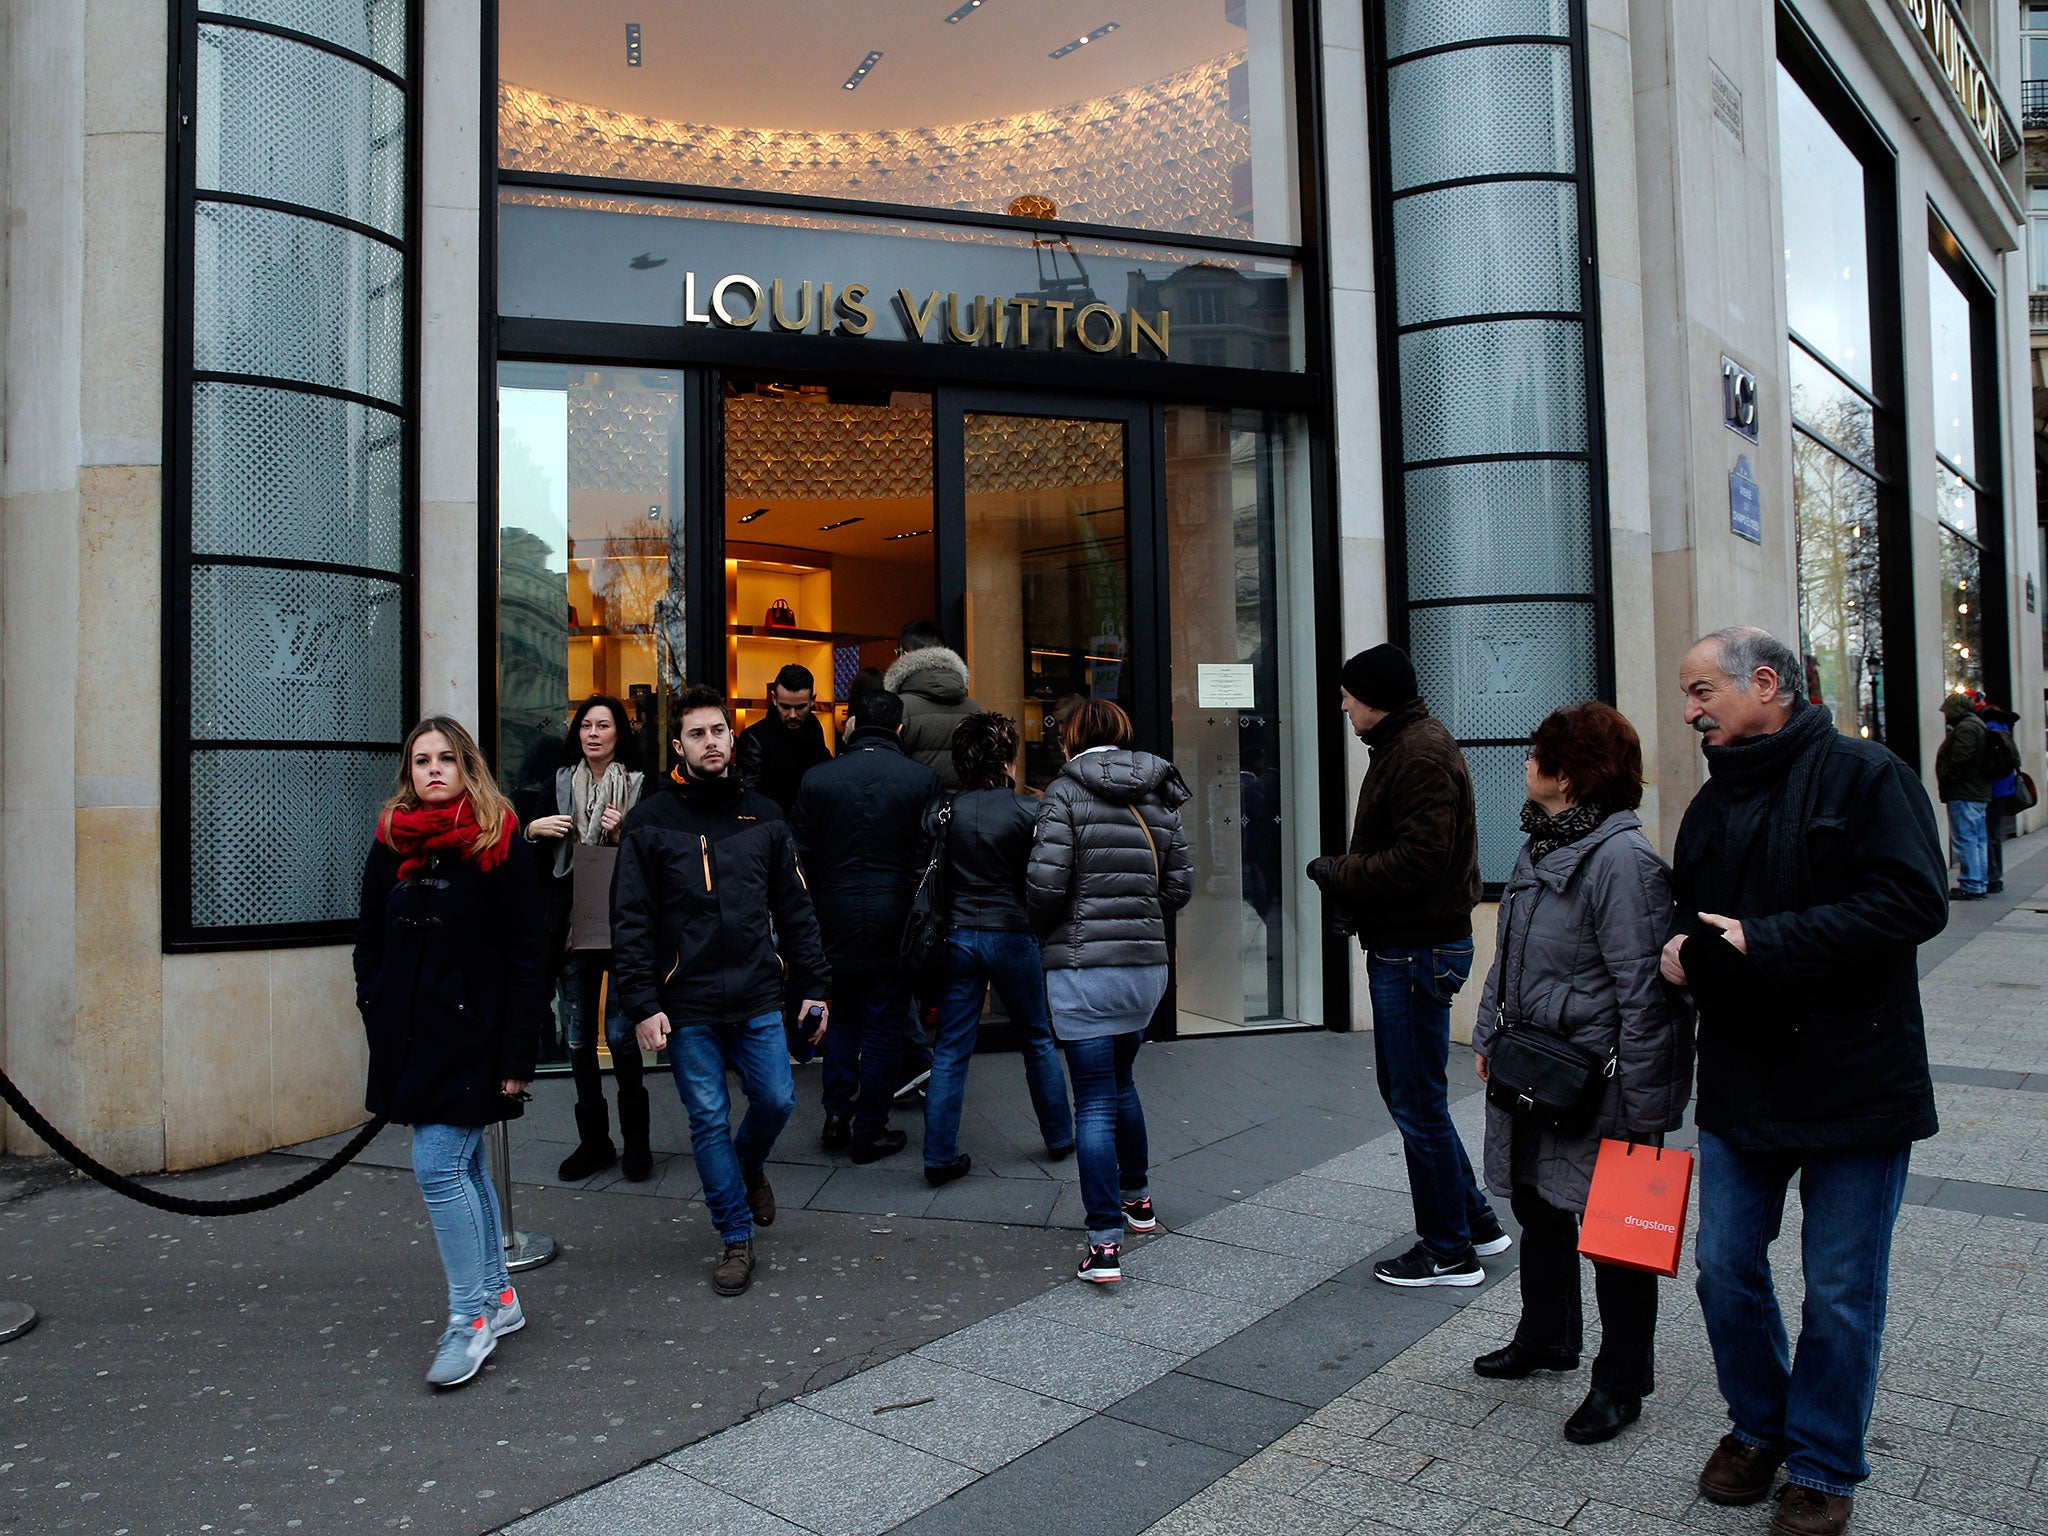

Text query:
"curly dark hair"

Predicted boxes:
[[951, 712, 1021, 791], [1528, 701, 1643, 811]]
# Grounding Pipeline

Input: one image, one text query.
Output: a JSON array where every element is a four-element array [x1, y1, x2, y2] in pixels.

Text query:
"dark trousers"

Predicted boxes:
[[823, 971, 913, 1140], [564, 950, 645, 1109], [1511, 1183, 1658, 1398]]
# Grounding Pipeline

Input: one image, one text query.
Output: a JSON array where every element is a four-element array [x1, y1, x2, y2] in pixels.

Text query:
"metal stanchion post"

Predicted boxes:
[[486, 1119, 556, 1272], [0, 1302, 37, 1343]]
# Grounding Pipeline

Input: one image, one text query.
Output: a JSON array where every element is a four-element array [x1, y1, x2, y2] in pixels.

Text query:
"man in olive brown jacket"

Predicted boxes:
[[1308, 644, 1507, 1287]]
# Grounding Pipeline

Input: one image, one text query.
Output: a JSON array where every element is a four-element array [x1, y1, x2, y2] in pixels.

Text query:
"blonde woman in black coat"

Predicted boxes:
[[354, 716, 549, 1390]]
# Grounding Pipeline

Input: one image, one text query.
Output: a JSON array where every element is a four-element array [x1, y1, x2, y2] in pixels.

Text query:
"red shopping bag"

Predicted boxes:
[[1578, 1139, 1694, 1277]]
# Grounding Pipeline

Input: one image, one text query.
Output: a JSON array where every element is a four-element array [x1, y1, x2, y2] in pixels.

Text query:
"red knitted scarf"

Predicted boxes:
[[377, 796, 517, 880]]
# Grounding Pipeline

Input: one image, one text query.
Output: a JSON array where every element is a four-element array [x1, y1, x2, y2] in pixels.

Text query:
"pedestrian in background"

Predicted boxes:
[[921, 712, 1074, 1186], [524, 695, 648, 1183], [1935, 692, 1995, 901], [354, 716, 548, 1389], [737, 663, 833, 812], [611, 686, 830, 1298], [1974, 696, 2023, 894], [886, 620, 984, 788], [1027, 699, 1191, 1283], [1470, 702, 1692, 1446], [1308, 644, 1510, 1288], [1663, 627, 1946, 1536], [791, 688, 942, 1162]]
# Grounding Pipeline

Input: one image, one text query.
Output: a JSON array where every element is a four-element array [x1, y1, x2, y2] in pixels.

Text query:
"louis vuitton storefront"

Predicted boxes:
[[487, 0, 1337, 1046]]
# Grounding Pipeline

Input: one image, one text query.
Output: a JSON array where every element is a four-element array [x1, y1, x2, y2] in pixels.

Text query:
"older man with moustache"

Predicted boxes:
[[1662, 627, 1946, 1536]]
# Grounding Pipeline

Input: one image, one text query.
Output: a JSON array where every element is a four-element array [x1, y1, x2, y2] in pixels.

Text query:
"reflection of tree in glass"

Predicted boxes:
[[1792, 387, 1883, 739], [1940, 529, 1983, 697]]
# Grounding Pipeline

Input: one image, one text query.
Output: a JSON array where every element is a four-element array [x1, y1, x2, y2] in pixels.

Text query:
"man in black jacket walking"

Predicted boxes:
[[790, 688, 942, 1161], [1661, 628, 1946, 1536], [612, 685, 830, 1298]]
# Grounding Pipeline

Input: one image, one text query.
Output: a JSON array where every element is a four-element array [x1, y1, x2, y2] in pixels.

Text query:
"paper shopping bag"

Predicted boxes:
[[1577, 1139, 1694, 1278]]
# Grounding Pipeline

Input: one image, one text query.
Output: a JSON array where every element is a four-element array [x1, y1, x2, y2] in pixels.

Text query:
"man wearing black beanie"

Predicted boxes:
[[1308, 643, 1505, 1287]]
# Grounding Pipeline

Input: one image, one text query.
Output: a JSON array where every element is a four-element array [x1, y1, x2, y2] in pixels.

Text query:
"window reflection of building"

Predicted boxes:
[[1127, 265, 1292, 372], [1930, 242, 1996, 701]]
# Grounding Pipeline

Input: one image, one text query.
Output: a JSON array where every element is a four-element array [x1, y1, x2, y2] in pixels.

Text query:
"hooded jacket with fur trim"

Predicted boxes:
[[883, 646, 984, 788]]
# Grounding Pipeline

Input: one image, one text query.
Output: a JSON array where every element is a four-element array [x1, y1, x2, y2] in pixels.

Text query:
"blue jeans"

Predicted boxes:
[[823, 971, 913, 1140], [668, 1011, 796, 1244], [1366, 938, 1496, 1259], [411, 1124, 511, 1321], [1695, 1130, 1912, 1497], [925, 929, 1074, 1166], [1063, 1032, 1149, 1246], [1947, 799, 1988, 894]]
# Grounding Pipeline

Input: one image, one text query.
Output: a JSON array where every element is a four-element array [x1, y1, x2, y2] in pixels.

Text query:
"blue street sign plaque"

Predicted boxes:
[[1729, 455, 1762, 544]]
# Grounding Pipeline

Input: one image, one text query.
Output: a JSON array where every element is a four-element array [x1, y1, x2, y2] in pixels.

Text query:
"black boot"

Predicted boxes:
[[616, 1079, 653, 1182], [557, 1101, 617, 1182]]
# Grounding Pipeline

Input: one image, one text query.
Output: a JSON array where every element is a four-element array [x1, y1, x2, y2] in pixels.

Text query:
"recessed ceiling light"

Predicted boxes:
[[842, 50, 883, 90], [1050, 22, 1118, 59], [884, 529, 933, 540], [738, 507, 769, 524], [818, 517, 866, 531], [624, 22, 641, 66], [944, 0, 985, 20]]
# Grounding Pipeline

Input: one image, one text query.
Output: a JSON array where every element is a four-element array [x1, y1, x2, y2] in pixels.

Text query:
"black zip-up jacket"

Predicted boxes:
[[1672, 731, 1946, 1152], [789, 729, 943, 976], [942, 788, 1042, 930], [609, 770, 829, 1028], [736, 711, 833, 811]]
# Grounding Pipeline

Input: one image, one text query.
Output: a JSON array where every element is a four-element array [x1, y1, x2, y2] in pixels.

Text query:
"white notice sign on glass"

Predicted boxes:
[[1197, 663, 1257, 709]]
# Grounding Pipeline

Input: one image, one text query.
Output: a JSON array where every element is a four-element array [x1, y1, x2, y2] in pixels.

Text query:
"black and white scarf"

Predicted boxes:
[[1519, 801, 1610, 864]]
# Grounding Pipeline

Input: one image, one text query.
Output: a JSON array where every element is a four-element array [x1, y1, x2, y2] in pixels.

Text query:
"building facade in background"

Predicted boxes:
[[1, 0, 2036, 1171]]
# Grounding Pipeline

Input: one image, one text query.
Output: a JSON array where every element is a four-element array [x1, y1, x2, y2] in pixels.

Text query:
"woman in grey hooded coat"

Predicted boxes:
[[1470, 702, 1693, 1446]]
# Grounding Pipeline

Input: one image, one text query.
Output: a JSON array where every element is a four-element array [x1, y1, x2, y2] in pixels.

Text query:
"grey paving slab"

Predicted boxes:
[[808, 1165, 940, 1218], [1292, 1464, 1481, 1534], [1115, 1231, 1339, 1308], [885, 1416, 1239, 1536], [915, 1308, 1184, 1409], [1105, 1369, 1315, 1458], [505, 1464, 810, 1536], [1013, 1271, 1266, 1354], [1247, 1173, 1419, 1229], [919, 1171, 1057, 1225], [1909, 1174, 2048, 1224], [662, 1403, 977, 1536], [1181, 1198, 1393, 1266], [1136, 1472, 1374, 1536], [1178, 1280, 1469, 1409], [799, 1352, 1090, 1473]]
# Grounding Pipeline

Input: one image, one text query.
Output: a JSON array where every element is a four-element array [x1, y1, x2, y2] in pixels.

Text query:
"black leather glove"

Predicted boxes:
[[1306, 855, 1337, 886]]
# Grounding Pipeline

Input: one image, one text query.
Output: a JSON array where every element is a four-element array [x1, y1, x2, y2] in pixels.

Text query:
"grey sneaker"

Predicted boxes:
[[486, 1286, 524, 1338], [426, 1316, 495, 1388]]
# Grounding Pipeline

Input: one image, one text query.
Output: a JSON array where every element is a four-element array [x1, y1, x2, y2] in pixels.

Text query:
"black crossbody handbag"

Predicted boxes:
[[1484, 1021, 1614, 1133], [1483, 880, 1615, 1133], [899, 798, 954, 973]]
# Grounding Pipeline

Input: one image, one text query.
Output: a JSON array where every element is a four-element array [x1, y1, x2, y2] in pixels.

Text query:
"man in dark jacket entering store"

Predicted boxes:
[[1661, 627, 1946, 1536], [612, 685, 830, 1298], [736, 663, 833, 812], [1307, 643, 1509, 1289], [884, 620, 984, 789], [790, 688, 943, 1160], [1934, 692, 1995, 900]]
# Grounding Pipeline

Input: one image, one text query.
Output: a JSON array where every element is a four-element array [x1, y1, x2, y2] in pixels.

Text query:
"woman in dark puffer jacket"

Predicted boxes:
[[1469, 702, 1692, 1445], [1027, 699, 1193, 1283]]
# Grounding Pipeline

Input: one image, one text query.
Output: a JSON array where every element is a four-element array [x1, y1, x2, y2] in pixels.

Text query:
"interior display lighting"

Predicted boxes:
[[843, 50, 884, 90], [884, 529, 932, 540], [1050, 22, 1119, 59], [817, 517, 866, 531], [624, 22, 641, 66], [738, 508, 770, 524], [944, 0, 985, 19]]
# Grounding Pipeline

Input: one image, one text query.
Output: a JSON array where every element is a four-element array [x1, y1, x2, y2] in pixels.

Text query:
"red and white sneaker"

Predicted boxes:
[[1077, 1243, 1123, 1284], [1121, 1197, 1158, 1234]]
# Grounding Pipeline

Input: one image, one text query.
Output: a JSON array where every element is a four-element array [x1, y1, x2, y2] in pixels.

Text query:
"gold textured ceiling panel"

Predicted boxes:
[[500, 52, 1254, 240]]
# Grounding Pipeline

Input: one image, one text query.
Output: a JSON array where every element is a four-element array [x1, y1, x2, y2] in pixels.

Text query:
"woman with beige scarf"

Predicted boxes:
[[527, 695, 647, 1180]]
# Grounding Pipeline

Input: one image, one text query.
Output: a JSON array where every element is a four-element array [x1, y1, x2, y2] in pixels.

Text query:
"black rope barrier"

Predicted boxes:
[[0, 1068, 388, 1216]]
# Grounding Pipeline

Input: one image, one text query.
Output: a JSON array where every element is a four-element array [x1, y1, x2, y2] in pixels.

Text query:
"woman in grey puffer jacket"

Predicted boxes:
[[1027, 699, 1193, 1283], [1470, 703, 1693, 1447]]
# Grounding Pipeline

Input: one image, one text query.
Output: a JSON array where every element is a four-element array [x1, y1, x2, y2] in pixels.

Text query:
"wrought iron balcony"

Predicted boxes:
[[2032, 291, 2048, 330], [2025, 78, 2048, 132]]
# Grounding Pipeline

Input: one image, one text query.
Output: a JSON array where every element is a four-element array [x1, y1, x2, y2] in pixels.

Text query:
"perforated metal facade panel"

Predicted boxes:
[[1374, 1, 1608, 888], [171, 0, 412, 944], [1382, 0, 1569, 60], [196, 25, 406, 237], [191, 382, 403, 570], [1384, 45, 1574, 193]]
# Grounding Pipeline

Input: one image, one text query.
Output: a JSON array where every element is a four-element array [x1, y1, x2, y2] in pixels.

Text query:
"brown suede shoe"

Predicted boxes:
[[1699, 1434, 1785, 1506], [1772, 1484, 1853, 1536], [712, 1239, 755, 1297]]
